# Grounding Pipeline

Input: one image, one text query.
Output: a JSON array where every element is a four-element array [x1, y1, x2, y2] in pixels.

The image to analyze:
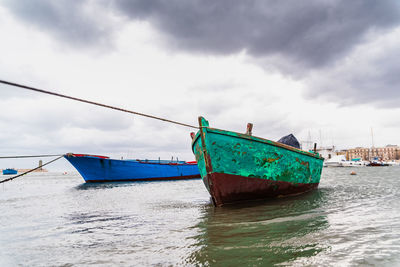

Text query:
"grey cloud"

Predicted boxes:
[[112, 0, 400, 69], [305, 36, 400, 107], [4, 0, 399, 69], [111, 0, 400, 108], [3, 0, 400, 107], [3, 0, 113, 48]]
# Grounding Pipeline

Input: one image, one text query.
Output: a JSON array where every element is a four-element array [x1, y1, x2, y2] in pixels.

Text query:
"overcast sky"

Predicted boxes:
[[1, 0, 400, 171]]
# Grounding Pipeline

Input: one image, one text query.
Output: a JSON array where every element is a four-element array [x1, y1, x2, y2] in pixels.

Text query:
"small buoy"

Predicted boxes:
[[350, 171, 357, 175]]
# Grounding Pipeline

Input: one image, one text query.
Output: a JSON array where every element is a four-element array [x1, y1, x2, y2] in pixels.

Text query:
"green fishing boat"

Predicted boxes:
[[191, 117, 324, 206]]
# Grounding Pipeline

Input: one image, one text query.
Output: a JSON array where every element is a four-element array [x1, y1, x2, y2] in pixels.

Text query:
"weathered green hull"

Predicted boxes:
[[191, 117, 324, 206]]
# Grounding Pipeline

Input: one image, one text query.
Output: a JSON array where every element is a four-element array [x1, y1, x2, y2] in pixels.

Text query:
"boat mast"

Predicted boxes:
[[319, 129, 323, 148], [370, 127, 375, 160], [301, 131, 313, 151]]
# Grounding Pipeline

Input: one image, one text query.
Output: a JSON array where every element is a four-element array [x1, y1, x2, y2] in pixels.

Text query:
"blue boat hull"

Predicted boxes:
[[2, 168, 17, 175], [64, 154, 201, 182]]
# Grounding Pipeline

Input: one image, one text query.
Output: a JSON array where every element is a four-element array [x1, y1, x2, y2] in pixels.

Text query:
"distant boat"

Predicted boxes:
[[64, 153, 201, 182], [367, 162, 389, 167], [324, 155, 368, 167], [191, 117, 324, 206], [2, 168, 17, 175], [367, 157, 389, 167]]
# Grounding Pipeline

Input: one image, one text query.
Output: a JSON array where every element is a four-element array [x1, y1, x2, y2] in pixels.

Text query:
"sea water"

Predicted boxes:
[[1, 167, 400, 266]]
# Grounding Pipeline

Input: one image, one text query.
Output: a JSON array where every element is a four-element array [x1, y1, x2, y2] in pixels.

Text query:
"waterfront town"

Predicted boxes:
[[316, 145, 400, 163]]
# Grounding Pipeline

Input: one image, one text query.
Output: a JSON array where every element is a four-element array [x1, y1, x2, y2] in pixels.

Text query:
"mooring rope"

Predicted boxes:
[[0, 155, 64, 184], [0, 79, 199, 129], [0, 154, 63, 159]]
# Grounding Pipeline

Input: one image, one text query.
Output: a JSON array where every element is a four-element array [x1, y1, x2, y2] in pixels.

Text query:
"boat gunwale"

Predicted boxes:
[[64, 155, 197, 166], [192, 126, 324, 160]]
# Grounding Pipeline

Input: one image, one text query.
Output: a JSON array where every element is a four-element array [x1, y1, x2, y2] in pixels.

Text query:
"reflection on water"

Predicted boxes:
[[75, 181, 137, 190], [187, 190, 329, 266], [74, 180, 174, 190]]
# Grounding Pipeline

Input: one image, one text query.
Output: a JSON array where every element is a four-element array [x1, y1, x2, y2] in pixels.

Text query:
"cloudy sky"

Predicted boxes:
[[1, 0, 400, 170]]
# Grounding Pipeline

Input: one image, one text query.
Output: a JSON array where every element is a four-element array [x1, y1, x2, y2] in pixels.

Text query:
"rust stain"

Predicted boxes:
[[267, 157, 280, 163], [261, 156, 281, 165], [300, 161, 309, 167], [205, 154, 213, 172], [296, 158, 309, 167]]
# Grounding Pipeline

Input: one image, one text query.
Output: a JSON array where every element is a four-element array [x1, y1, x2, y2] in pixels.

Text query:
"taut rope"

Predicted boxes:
[[0, 155, 64, 184], [0, 154, 63, 159], [0, 79, 199, 129]]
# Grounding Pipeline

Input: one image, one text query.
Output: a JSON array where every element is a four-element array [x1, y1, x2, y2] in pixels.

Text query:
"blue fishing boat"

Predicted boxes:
[[2, 168, 18, 175], [64, 153, 201, 182]]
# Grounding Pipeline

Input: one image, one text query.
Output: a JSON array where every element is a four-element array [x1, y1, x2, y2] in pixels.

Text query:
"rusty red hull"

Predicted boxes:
[[204, 172, 319, 206]]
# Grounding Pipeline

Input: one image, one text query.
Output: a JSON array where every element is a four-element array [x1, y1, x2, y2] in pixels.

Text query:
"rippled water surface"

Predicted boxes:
[[1, 167, 400, 266]]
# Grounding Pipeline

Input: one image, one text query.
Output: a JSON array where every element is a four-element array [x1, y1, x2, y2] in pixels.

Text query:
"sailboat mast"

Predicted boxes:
[[371, 127, 375, 148], [370, 127, 375, 159]]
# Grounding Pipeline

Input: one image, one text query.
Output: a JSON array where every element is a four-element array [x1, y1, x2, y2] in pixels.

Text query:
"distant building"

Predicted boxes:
[[346, 145, 400, 161], [316, 146, 336, 159]]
